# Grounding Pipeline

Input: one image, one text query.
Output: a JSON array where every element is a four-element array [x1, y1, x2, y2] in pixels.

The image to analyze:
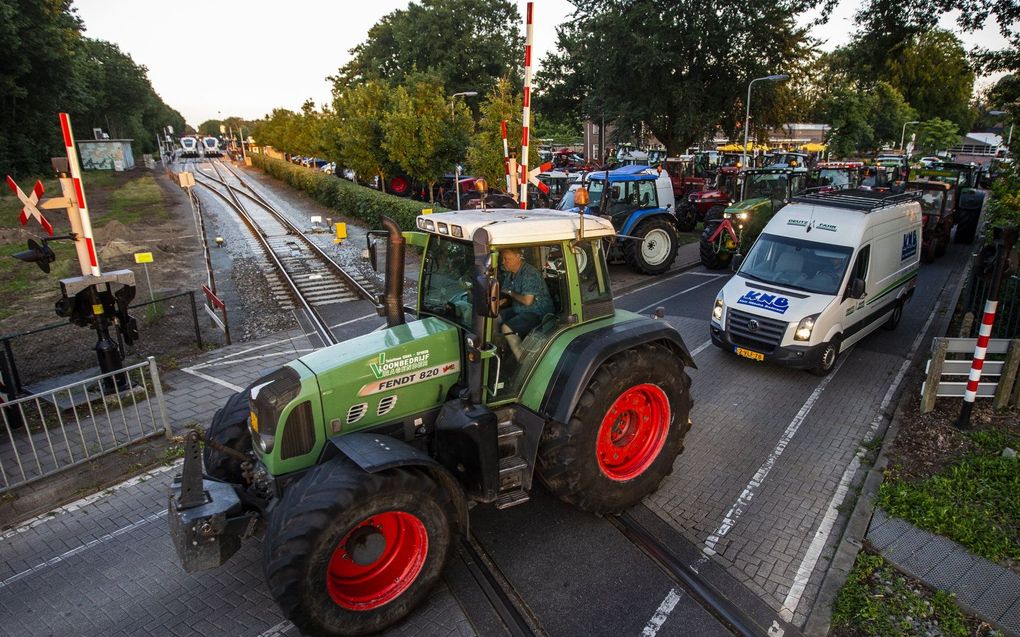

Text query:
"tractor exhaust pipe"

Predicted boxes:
[[380, 216, 405, 328]]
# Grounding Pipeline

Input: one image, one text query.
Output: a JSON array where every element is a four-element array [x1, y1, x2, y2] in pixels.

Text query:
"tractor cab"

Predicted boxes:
[[740, 167, 809, 205], [912, 162, 986, 243], [811, 161, 864, 191], [873, 154, 910, 184], [763, 151, 808, 169], [907, 180, 954, 262]]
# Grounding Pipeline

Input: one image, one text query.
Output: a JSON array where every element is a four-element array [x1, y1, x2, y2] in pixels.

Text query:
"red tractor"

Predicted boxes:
[[676, 166, 743, 231], [909, 180, 955, 262], [663, 157, 708, 199]]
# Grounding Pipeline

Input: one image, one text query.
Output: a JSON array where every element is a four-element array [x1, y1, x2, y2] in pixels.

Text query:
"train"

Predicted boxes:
[[201, 136, 222, 157], [180, 136, 200, 158]]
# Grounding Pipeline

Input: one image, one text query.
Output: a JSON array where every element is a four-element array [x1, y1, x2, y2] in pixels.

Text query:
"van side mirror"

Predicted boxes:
[[849, 277, 865, 299], [731, 253, 744, 272], [473, 274, 501, 318]]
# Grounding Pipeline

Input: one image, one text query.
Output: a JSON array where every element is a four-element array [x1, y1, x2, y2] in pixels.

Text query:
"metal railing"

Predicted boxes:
[[920, 338, 1020, 412], [0, 356, 170, 493]]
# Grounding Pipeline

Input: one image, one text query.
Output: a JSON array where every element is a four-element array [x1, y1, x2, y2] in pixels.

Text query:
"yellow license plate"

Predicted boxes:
[[735, 347, 764, 361], [249, 410, 258, 432]]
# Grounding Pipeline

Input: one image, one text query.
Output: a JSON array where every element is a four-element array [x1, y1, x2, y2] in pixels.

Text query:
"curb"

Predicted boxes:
[[803, 245, 976, 636]]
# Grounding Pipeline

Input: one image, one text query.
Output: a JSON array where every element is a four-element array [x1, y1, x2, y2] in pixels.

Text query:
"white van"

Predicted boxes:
[[710, 188, 922, 375]]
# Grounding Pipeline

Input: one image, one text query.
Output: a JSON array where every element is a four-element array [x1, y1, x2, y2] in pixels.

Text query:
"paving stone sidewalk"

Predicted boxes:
[[866, 508, 1020, 636]]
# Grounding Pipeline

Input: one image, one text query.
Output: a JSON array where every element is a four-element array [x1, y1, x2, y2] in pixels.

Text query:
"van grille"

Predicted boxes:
[[727, 308, 787, 353]]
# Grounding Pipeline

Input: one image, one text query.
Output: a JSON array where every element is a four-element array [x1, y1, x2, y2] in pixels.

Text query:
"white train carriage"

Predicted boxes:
[[201, 136, 222, 157], [180, 136, 200, 158]]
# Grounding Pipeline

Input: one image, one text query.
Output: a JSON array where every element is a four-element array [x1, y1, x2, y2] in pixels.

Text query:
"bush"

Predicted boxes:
[[250, 155, 446, 230]]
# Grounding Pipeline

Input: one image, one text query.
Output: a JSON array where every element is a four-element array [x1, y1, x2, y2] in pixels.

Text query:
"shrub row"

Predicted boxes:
[[250, 154, 445, 230]]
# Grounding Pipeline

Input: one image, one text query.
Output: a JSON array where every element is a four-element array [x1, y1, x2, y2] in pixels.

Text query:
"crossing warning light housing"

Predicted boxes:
[[13, 238, 56, 273]]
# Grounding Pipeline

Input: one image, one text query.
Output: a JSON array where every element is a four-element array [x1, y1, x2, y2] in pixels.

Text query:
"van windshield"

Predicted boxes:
[[738, 233, 853, 295]]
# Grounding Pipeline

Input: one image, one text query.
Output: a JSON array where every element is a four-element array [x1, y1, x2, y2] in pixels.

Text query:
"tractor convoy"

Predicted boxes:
[[170, 203, 696, 636]]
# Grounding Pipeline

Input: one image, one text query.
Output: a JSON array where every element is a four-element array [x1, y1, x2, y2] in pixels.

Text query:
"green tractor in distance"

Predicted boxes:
[[699, 166, 809, 269], [912, 161, 986, 244], [169, 205, 697, 636]]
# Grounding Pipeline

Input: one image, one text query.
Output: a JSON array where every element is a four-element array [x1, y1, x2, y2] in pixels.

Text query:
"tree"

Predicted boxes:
[[534, 0, 817, 155], [332, 0, 522, 97], [916, 117, 960, 154], [883, 31, 974, 130], [987, 74, 1020, 119], [870, 81, 918, 147], [334, 81, 392, 189], [820, 88, 876, 157], [466, 77, 540, 188], [198, 120, 223, 136]]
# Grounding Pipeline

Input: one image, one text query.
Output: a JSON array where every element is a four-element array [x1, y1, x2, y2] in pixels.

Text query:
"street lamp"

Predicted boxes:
[[899, 121, 920, 151], [743, 74, 790, 168], [450, 91, 478, 209]]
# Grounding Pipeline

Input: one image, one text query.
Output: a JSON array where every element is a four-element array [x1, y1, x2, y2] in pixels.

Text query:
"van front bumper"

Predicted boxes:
[[710, 324, 826, 370]]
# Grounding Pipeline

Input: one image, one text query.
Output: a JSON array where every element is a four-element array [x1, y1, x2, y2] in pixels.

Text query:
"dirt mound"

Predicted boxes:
[[0, 227, 35, 245], [96, 220, 131, 242], [99, 238, 153, 260]]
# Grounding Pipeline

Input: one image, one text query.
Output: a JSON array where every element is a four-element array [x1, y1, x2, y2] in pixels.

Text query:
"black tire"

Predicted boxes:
[[705, 205, 726, 221], [676, 205, 697, 232], [810, 338, 840, 376], [883, 301, 903, 330], [921, 239, 937, 263], [935, 234, 948, 258], [626, 217, 678, 275], [954, 215, 978, 244], [699, 221, 732, 270], [263, 459, 453, 637], [537, 344, 692, 513], [204, 391, 251, 483]]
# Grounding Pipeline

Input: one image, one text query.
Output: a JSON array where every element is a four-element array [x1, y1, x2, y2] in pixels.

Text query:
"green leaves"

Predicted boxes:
[[466, 77, 539, 188]]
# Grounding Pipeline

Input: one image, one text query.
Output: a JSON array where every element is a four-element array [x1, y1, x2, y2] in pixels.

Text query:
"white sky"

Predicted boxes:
[[73, 0, 1008, 128]]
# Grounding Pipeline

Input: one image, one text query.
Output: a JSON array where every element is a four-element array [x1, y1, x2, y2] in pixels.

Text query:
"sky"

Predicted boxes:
[[73, 0, 1009, 129]]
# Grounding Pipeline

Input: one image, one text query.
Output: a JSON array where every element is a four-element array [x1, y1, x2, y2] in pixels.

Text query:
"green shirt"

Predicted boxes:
[[502, 261, 553, 315]]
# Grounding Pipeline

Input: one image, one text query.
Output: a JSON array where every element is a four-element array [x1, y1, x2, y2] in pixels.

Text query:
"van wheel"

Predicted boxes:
[[883, 302, 903, 330], [810, 339, 840, 377]]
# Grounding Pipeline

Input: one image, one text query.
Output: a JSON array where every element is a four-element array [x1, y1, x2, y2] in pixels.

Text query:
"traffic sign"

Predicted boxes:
[[134, 252, 153, 264], [6, 176, 53, 235]]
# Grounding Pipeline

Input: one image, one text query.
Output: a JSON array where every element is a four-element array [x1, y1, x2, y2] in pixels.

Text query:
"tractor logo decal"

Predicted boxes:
[[901, 230, 918, 261], [370, 350, 430, 379], [359, 360, 460, 397], [736, 290, 790, 315]]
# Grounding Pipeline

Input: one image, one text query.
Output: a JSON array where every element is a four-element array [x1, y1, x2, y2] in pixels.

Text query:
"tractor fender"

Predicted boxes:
[[535, 316, 696, 426], [320, 432, 468, 533], [619, 208, 673, 236]]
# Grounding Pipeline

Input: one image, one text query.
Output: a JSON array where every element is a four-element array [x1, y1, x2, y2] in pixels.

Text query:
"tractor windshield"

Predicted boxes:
[[815, 169, 850, 189], [745, 173, 789, 201], [420, 236, 475, 330], [738, 233, 853, 296]]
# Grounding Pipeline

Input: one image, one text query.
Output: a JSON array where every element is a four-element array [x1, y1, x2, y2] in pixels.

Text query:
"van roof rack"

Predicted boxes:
[[791, 188, 920, 212]]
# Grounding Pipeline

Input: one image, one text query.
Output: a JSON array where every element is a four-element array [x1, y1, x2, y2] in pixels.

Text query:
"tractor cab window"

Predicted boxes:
[[815, 169, 849, 189], [636, 180, 657, 208], [576, 239, 613, 319], [789, 173, 807, 197], [419, 235, 475, 331], [487, 243, 571, 403], [745, 173, 789, 202]]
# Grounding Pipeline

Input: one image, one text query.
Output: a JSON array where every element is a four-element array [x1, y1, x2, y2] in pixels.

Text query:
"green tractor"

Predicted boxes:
[[912, 162, 986, 244], [169, 207, 696, 636], [699, 166, 809, 269]]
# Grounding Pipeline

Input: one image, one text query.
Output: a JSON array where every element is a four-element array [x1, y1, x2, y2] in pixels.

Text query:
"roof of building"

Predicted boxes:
[[415, 208, 615, 244]]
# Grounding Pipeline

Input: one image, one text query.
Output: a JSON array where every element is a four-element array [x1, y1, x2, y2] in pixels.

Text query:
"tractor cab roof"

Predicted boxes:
[[815, 161, 864, 169], [906, 180, 953, 191], [743, 166, 809, 175], [415, 208, 616, 245], [587, 164, 660, 182]]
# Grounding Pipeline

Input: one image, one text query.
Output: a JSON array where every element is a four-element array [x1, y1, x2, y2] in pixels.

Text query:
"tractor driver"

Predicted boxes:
[[498, 247, 553, 346]]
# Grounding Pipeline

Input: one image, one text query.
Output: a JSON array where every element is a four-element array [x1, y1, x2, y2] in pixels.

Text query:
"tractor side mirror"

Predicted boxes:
[[472, 274, 501, 318], [731, 253, 744, 272], [365, 231, 386, 272], [849, 277, 866, 299]]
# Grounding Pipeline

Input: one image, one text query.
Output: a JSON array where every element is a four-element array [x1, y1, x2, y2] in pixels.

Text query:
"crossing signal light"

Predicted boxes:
[[13, 239, 56, 273]]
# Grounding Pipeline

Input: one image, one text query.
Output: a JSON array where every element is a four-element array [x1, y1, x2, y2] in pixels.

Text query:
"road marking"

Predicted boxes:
[[0, 509, 166, 589], [0, 460, 182, 540], [690, 338, 714, 358], [642, 588, 683, 637], [636, 277, 726, 315], [615, 268, 703, 300], [256, 620, 295, 637], [180, 367, 244, 393], [193, 349, 313, 370], [778, 303, 941, 621], [329, 312, 379, 330], [698, 353, 850, 564]]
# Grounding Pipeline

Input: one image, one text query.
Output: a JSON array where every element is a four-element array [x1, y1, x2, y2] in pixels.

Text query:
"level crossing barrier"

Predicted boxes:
[[0, 356, 170, 493], [920, 337, 1020, 412]]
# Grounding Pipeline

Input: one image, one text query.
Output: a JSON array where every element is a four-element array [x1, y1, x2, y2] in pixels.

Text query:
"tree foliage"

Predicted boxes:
[[884, 31, 975, 129], [466, 77, 539, 187], [0, 0, 182, 176], [333, 81, 393, 188], [332, 0, 522, 97], [916, 117, 961, 154]]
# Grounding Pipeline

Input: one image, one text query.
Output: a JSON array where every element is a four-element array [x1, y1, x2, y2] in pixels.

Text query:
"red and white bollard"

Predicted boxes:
[[501, 120, 511, 192], [518, 2, 534, 210]]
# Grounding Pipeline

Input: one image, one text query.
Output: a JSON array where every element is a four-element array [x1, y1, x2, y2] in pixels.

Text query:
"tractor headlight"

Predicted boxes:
[[794, 314, 818, 342], [737, 212, 749, 221], [249, 366, 302, 455], [712, 298, 724, 322]]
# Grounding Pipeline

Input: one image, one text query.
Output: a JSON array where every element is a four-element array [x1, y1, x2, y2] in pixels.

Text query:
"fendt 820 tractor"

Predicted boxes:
[[699, 166, 809, 269], [169, 203, 696, 636]]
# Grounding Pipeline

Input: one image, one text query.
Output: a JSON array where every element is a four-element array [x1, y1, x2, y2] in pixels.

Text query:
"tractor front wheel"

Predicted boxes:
[[537, 344, 692, 513], [699, 221, 732, 270], [263, 459, 452, 637], [675, 205, 697, 232], [626, 218, 678, 275], [203, 391, 251, 483]]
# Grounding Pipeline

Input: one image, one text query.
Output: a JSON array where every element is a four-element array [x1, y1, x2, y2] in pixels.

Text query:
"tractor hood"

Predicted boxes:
[[725, 197, 770, 214]]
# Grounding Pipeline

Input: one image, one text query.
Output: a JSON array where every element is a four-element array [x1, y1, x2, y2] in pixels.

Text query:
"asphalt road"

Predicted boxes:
[[0, 168, 974, 637]]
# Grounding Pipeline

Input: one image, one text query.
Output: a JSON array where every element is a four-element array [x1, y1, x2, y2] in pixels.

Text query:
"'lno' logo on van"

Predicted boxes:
[[737, 290, 790, 314], [901, 230, 918, 261]]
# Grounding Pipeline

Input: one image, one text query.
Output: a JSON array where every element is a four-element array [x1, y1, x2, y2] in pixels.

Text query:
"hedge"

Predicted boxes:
[[250, 154, 446, 230]]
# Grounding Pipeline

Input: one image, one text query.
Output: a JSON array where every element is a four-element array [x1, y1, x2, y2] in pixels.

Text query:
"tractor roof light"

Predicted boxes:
[[574, 187, 590, 207]]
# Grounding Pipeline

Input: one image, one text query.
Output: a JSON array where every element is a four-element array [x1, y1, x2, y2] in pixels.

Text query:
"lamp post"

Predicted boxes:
[[449, 91, 478, 210], [899, 121, 920, 151], [743, 74, 789, 168]]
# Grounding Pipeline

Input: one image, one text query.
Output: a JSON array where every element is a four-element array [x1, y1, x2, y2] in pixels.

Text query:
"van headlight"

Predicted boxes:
[[794, 314, 818, 341], [712, 298, 724, 322]]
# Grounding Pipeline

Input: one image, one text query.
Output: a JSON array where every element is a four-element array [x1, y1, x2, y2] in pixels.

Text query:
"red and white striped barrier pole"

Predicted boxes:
[[501, 120, 512, 192], [59, 112, 101, 277], [519, 1, 534, 210]]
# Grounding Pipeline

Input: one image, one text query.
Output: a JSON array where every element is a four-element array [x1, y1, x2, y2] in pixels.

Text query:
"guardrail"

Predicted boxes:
[[920, 337, 1020, 412], [0, 356, 170, 493]]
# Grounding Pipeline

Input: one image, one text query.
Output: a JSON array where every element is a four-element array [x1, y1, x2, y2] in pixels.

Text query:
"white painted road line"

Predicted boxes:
[[193, 349, 314, 370], [689, 338, 714, 359], [1, 460, 182, 540], [778, 302, 941, 621], [616, 268, 709, 300], [699, 352, 851, 562], [180, 367, 245, 393], [256, 620, 295, 637], [636, 277, 726, 315], [642, 588, 683, 637], [0, 509, 167, 589], [329, 312, 380, 330]]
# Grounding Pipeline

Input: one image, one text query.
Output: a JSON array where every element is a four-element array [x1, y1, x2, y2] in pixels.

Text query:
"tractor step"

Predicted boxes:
[[495, 489, 530, 509], [497, 421, 523, 442], [498, 454, 528, 491], [498, 455, 527, 473]]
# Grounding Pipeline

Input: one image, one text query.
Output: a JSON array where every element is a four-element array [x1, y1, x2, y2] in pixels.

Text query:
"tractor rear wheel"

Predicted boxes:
[[954, 216, 978, 244], [626, 218, 678, 275], [263, 459, 452, 637], [203, 391, 251, 483], [537, 344, 692, 513], [699, 221, 731, 270]]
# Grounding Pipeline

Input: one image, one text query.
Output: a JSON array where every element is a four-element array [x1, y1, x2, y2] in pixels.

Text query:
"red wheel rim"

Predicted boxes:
[[596, 384, 671, 482], [326, 511, 428, 611], [390, 176, 410, 195]]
